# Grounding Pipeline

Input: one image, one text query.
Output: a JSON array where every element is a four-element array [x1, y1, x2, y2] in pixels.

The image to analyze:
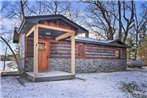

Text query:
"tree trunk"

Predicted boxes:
[[123, 31, 128, 43], [0, 36, 20, 73], [3, 46, 7, 70], [107, 28, 114, 40], [118, 0, 122, 40], [134, 48, 137, 60], [134, 29, 139, 60], [20, 0, 25, 20]]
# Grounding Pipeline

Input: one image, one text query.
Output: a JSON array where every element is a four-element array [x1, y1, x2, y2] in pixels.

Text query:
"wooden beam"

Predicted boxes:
[[37, 24, 74, 33], [26, 26, 35, 37], [71, 32, 75, 75], [33, 25, 38, 78], [55, 32, 73, 41]]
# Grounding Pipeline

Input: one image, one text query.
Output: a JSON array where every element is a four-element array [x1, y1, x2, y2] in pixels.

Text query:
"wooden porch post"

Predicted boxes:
[[71, 32, 75, 75], [34, 25, 38, 78]]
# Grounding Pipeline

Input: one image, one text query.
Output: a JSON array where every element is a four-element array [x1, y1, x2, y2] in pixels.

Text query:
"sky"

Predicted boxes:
[[0, 0, 146, 55]]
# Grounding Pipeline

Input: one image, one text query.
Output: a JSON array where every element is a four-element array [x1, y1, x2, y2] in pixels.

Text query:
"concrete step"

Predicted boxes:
[[25, 71, 75, 82]]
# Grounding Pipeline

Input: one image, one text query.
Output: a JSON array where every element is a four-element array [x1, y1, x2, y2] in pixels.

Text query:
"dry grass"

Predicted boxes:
[[119, 81, 147, 98]]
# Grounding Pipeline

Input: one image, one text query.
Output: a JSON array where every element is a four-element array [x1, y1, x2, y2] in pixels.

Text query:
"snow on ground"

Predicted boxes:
[[1, 67, 147, 98], [0, 61, 17, 72]]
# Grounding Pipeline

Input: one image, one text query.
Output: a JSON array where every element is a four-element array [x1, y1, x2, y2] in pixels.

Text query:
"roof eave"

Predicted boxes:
[[18, 18, 26, 33], [21, 15, 88, 34]]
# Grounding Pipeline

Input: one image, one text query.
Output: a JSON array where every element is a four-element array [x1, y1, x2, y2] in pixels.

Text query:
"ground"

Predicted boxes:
[[0, 61, 17, 71], [1, 67, 147, 98]]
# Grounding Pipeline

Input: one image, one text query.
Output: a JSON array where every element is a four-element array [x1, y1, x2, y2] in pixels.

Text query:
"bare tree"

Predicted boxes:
[[3, 46, 7, 70], [0, 35, 19, 70], [0, 1, 16, 19], [85, 1, 117, 40], [133, 2, 147, 59], [84, 0, 135, 42], [19, 0, 81, 22], [118, 1, 122, 40], [0, 1, 21, 19], [30, 0, 71, 15], [20, 0, 25, 20], [1, 0, 82, 27], [122, 0, 135, 43]]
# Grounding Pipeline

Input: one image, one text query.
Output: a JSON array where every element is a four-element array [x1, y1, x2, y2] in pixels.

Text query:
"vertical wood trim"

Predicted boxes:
[[71, 32, 75, 75], [84, 44, 86, 59], [55, 32, 72, 41], [120, 48, 122, 59], [24, 35, 27, 64], [26, 26, 35, 37], [34, 25, 38, 78]]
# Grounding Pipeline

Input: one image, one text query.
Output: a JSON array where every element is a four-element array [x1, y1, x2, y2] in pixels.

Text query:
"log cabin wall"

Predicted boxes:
[[50, 41, 126, 59], [49, 41, 127, 73], [25, 38, 127, 72], [25, 39, 127, 59]]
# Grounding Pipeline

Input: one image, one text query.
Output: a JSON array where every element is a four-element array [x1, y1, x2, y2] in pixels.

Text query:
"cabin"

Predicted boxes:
[[13, 15, 128, 81]]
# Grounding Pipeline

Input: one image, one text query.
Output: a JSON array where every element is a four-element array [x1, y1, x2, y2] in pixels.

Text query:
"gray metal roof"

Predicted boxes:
[[18, 15, 88, 35], [66, 37, 129, 48]]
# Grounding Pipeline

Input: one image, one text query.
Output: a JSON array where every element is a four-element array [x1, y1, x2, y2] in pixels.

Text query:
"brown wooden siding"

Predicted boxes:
[[50, 41, 126, 59], [50, 41, 71, 58], [85, 44, 115, 59], [39, 20, 76, 31], [25, 39, 126, 59]]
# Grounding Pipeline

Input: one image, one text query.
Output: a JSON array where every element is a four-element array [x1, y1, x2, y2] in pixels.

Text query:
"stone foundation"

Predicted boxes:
[[24, 58, 127, 73], [25, 58, 34, 72], [50, 58, 127, 73]]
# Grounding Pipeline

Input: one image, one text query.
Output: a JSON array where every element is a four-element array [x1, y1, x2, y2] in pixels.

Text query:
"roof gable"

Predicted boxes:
[[18, 15, 88, 34]]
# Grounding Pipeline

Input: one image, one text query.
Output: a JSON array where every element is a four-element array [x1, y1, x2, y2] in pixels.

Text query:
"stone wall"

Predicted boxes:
[[50, 58, 127, 73], [25, 58, 34, 72], [24, 58, 127, 73]]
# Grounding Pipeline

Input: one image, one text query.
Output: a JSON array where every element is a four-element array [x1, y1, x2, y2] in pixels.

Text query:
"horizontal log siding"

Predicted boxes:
[[50, 41, 71, 58], [86, 46, 126, 59], [50, 41, 126, 59], [85, 44, 115, 59], [25, 39, 126, 59]]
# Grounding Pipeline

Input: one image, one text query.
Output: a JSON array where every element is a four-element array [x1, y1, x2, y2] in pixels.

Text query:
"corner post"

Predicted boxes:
[[71, 32, 75, 75], [34, 25, 38, 78]]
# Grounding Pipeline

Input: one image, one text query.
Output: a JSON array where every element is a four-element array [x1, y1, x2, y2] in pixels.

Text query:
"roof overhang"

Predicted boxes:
[[66, 37, 130, 48], [18, 15, 88, 35]]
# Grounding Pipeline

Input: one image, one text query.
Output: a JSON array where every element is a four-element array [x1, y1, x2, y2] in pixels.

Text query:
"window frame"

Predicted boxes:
[[77, 44, 86, 59], [115, 48, 122, 59]]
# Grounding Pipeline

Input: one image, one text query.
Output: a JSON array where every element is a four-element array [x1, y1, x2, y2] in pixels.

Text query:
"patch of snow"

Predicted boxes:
[[0, 61, 17, 72], [1, 68, 147, 98], [75, 36, 109, 44]]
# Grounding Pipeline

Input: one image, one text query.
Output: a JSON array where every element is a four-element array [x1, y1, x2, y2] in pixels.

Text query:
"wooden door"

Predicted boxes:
[[38, 39, 50, 71]]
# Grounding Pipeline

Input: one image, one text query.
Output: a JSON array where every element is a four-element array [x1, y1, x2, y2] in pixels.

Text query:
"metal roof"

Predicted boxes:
[[18, 14, 88, 35], [66, 37, 129, 48]]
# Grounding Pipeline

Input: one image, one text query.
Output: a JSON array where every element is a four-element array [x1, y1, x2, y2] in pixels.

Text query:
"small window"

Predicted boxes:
[[77, 44, 86, 58], [115, 49, 121, 59], [38, 43, 46, 50]]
